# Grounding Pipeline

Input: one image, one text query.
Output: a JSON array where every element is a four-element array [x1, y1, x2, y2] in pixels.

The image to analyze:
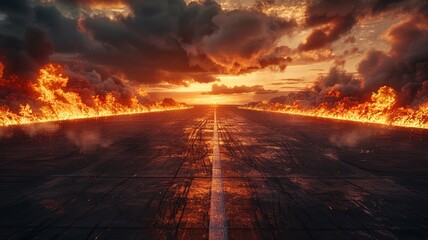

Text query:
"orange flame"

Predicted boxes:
[[0, 62, 3, 79], [244, 86, 428, 129], [0, 64, 187, 127]]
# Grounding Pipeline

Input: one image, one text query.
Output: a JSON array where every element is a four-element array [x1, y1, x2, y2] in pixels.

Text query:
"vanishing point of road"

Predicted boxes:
[[0, 106, 427, 239]]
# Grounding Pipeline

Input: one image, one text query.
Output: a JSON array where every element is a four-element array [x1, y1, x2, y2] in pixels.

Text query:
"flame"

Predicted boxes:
[[243, 86, 428, 129], [0, 64, 187, 127], [0, 62, 3, 78]]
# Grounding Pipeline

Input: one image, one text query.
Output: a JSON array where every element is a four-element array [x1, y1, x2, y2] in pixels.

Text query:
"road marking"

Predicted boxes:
[[209, 108, 228, 240]]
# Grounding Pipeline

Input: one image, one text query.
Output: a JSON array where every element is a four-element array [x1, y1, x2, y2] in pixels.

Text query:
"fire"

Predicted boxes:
[[0, 62, 3, 78], [0, 64, 187, 127], [243, 86, 428, 129]]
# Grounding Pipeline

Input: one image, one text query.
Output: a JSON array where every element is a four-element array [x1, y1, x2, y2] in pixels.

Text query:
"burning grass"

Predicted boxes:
[[0, 63, 188, 127], [242, 86, 428, 129]]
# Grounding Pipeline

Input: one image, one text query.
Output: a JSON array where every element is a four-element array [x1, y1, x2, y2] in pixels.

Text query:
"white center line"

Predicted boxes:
[[209, 108, 228, 240]]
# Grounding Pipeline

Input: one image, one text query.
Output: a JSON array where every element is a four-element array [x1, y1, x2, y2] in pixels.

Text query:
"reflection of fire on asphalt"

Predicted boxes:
[[0, 106, 427, 239]]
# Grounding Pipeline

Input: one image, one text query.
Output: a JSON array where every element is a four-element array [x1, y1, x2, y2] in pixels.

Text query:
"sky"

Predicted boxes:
[[0, 0, 427, 105]]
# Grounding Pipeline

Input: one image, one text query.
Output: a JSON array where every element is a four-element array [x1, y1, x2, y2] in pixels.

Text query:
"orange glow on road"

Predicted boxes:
[[243, 86, 428, 129], [0, 64, 187, 127]]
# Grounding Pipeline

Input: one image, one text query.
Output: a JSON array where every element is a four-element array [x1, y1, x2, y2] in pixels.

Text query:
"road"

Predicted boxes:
[[0, 106, 427, 239]]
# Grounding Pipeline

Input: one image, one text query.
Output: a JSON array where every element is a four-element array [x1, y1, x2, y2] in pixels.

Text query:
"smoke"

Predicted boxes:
[[329, 128, 373, 148], [63, 66, 155, 108], [0, 122, 59, 139], [20, 122, 60, 137], [0, 127, 13, 139], [66, 129, 112, 152], [0, 26, 53, 78], [358, 13, 428, 106]]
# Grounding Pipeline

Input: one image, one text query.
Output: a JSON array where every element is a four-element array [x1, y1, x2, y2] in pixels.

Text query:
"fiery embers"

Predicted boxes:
[[244, 86, 428, 129], [0, 63, 187, 127]]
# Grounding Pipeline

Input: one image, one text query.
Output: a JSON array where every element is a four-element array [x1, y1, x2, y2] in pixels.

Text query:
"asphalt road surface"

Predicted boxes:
[[0, 106, 427, 240]]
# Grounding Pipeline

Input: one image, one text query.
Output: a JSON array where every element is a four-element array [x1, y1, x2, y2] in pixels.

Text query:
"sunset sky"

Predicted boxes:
[[1, 0, 427, 105]]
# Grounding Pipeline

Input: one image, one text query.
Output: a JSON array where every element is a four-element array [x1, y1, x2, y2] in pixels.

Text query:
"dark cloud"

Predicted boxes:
[[24, 26, 54, 64], [63, 0, 215, 85], [0, 26, 53, 78], [0, 0, 296, 86], [2, 0, 427, 107], [33, 5, 91, 53], [0, 0, 32, 29], [186, 10, 296, 74], [299, 15, 356, 51], [298, 0, 417, 52], [203, 83, 278, 95], [358, 13, 428, 105], [261, 9, 428, 108], [59, 0, 127, 5], [0, 0, 52, 78], [298, 0, 358, 51], [371, 0, 409, 13], [73, 1, 292, 80]]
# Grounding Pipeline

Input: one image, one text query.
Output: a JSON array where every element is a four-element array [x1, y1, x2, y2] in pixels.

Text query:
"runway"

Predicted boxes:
[[0, 106, 427, 239]]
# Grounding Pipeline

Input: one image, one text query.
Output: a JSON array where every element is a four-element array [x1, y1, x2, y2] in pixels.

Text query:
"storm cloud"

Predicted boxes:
[[358, 12, 428, 106], [185, 10, 296, 74], [1, 0, 427, 107], [265, 6, 428, 108], [0, 0, 296, 86], [298, 0, 420, 51]]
